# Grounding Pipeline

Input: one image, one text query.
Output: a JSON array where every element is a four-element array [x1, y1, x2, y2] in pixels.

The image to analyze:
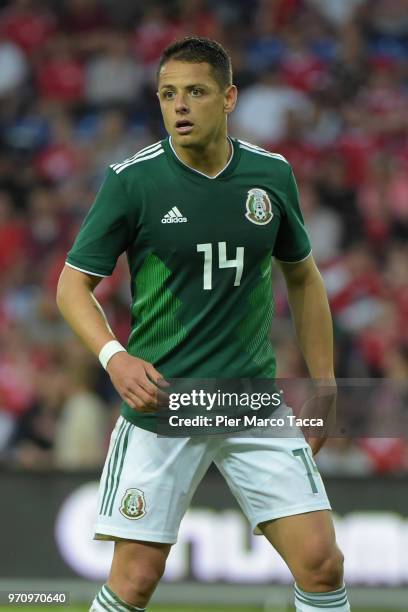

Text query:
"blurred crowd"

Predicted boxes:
[[0, 0, 407, 474]]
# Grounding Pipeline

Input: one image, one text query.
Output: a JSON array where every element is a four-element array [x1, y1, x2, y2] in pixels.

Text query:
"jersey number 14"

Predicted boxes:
[[197, 242, 244, 290]]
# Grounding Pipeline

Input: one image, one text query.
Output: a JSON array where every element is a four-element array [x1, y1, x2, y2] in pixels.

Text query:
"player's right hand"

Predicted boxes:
[[106, 352, 169, 412]]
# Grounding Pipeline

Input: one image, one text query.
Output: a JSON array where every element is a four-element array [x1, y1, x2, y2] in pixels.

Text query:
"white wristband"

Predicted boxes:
[[99, 340, 126, 370]]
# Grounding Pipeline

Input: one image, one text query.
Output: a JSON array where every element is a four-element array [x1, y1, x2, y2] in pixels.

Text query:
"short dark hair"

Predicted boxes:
[[157, 36, 233, 89]]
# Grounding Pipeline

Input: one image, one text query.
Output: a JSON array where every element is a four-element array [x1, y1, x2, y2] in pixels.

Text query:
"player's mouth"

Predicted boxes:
[[175, 120, 194, 134]]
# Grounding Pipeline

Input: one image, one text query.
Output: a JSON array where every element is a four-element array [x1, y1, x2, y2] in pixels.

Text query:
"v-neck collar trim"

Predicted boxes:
[[168, 136, 235, 179]]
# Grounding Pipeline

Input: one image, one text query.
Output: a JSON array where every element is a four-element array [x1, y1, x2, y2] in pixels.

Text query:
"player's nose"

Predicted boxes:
[[174, 93, 189, 114]]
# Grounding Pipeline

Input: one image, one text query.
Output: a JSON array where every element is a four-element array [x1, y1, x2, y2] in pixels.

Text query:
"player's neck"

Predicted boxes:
[[171, 136, 232, 178]]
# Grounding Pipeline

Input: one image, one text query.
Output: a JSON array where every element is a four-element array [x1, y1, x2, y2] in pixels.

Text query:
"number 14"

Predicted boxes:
[[197, 242, 244, 290]]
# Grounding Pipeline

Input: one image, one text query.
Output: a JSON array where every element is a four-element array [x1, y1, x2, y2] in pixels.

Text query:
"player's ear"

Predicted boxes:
[[224, 84, 237, 115]]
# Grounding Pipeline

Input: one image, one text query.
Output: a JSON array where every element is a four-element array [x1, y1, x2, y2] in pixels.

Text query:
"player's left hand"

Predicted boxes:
[[301, 381, 337, 456], [307, 436, 327, 457]]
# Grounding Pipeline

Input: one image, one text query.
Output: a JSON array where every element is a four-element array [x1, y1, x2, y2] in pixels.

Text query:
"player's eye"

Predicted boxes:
[[163, 91, 175, 100], [191, 88, 203, 97]]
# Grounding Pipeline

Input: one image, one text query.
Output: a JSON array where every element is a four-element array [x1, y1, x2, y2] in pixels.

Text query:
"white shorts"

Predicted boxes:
[[94, 411, 331, 544]]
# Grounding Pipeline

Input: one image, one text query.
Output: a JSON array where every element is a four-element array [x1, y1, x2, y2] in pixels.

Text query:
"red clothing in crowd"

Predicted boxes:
[[36, 58, 84, 103], [0, 6, 56, 54], [280, 55, 327, 92], [359, 439, 408, 474], [35, 144, 81, 182], [63, 4, 110, 34], [0, 219, 26, 270]]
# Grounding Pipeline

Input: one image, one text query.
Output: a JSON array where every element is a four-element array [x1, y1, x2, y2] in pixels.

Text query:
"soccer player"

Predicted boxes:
[[57, 37, 350, 612]]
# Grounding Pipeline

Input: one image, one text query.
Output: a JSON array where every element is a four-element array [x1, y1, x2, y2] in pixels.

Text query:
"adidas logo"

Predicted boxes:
[[161, 206, 188, 224]]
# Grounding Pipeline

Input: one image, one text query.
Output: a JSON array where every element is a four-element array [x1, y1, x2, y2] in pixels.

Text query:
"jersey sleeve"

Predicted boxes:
[[273, 166, 311, 263], [66, 168, 135, 276]]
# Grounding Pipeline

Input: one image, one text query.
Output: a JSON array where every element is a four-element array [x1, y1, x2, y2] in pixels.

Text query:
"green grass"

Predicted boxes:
[[0, 608, 264, 612], [0, 606, 399, 612], [2, 608, 267, 612], [0, 607, 263, 612]]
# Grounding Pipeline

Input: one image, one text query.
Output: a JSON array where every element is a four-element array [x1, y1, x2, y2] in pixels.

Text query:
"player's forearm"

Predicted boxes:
[[286, 270, 336, 454], [286, 271, 335, 382], [57, 267, 164, 412], [56, 269, 116, 358]]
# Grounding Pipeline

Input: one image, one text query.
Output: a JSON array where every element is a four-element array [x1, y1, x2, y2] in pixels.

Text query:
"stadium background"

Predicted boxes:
[[0, 0, 407, 610]]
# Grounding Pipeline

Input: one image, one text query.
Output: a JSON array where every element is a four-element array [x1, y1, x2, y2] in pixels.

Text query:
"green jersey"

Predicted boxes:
[[66, 137, 311, 431]]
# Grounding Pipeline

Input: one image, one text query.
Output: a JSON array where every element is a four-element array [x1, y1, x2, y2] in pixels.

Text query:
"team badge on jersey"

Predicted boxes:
[[245, 188, 273, 225], [119, 488, 146, 520]]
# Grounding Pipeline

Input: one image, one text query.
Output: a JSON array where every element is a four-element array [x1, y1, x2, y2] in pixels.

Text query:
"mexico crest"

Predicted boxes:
[[119, 488, 146, 520], [245, 188, 273, 225]]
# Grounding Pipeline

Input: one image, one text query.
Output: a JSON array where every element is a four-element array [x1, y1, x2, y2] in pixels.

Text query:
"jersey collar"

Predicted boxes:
[[165, 136, 240, 180]]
